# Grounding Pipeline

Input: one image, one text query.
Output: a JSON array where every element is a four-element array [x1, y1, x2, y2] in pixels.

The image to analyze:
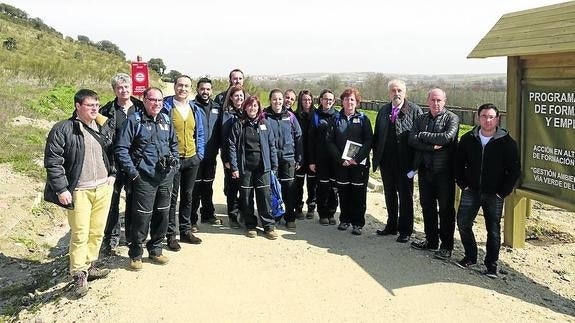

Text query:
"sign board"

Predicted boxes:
[[521, 79, 575, 203], [131, 62, 149, 96]]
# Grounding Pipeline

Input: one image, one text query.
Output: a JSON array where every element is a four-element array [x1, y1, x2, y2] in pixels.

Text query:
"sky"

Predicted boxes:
[[3, 0, 568, 78]]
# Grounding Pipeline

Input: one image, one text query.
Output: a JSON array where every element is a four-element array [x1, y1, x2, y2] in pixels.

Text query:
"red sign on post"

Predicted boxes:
[[131, 62, 149, 96]]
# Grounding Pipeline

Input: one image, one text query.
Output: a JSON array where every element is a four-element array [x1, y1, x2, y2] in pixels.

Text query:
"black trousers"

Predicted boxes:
[[223, 167, 240, 221], [102, 171, 132, 248], [418, 169, 456, 250], [239, 167, 275, 231], [191, 158, 217, 221], [335, 164, 368, 227], [167, 155, 200, 238], [315, 159, 338, 219], [129, 171, 174, 259], [380, 161, 414, 235], [294, 165, 317, 212], [278, 160, 296, 222]]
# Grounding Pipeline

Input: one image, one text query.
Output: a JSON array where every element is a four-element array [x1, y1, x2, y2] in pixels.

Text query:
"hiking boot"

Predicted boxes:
[[264, 229, 279, 240], [456, 257, 477, 269], [129, 258, 142, 271], [396, 234, 411, 243], [351, 226, 363, 235], [295, 210, 305, 220], [319, 218, 329, 226], [87, 264, 110, 281], [201, 217, 223, 225], [72, 271, 88, 298], [410, 239, 438, 251], [306, 210, 315, 219], [149, 254, 169, 265], [286, 221, 296, 229], [180, 231, 202, 244], [338, 222, 350, 231], [434, 248, 452, 260], [246, 229, 257, 238], [229, 217, 240, 229], [328, 217, 337, 225], [167, 237, 181, 251], [484, 263, 498, 279], [190, 225, 199, 233]]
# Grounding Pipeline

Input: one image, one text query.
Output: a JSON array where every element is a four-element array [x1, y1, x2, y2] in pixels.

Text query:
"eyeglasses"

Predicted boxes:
[[479, 115, 497, 120], [82, 103, 100, 108], [146, 97, 163, 103]]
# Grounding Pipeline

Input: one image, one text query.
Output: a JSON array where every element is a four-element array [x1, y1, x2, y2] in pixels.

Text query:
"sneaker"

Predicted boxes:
[[87, 264, 110, 281], [286, 221, 296, 229], [201, 217, 223, 225], [129, 258, 143, 271], [434, 248, 452, 260], [338, 222, 350, 231], [376, 227, 398, 236], [264, 229, 279, 240], [229, 217, 240, 229], [167, 237, 181, 251], [149, 254, 169, 265], [328, 217, 337, 225], [456, 257, 477, 269], [295, 210, 305, 220], [484, 263, 498, 279], [180, 231, 202, 244], [246, 229, 257, 238], [190, 225, 199, 233], [319, 218, 329, 226], [306, 210, 315, 219], [351, 226, 362, 235], [396, 234, 411, 243], [72, 271, 88, 298], [410, 240, 439, 251]]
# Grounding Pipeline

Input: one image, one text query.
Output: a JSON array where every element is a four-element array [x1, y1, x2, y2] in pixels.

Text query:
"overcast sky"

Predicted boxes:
[[4, 0, 567, 77]]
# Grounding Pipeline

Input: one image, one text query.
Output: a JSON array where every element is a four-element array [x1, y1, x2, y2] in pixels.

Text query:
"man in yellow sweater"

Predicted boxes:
[[163, 75, 205, 251]]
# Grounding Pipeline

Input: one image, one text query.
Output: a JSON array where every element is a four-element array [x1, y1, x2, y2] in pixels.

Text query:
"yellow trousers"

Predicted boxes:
[[67, 184, 112, 275]]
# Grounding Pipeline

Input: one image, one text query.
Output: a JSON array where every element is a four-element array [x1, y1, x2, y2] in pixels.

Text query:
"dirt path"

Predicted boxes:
[[12, 164, 574, 322]]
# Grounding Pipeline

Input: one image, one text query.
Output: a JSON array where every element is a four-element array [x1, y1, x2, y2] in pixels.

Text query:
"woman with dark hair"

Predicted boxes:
[[308, 89, 339, 225], [326, 88, 372, 235], [228, 96, 279, 239], [220, 85, 245, 228], [294, 90, 317, 220]]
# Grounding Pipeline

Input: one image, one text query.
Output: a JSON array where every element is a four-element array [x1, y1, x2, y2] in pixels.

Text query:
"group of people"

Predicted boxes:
[[43, 69, 520, 298]]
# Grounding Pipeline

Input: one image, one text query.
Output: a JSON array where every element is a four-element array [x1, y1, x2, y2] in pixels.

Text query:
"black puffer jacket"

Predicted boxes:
[[43, 114, 115, 209], [456, 126, 520, 197], [408, 109, 459, 174]]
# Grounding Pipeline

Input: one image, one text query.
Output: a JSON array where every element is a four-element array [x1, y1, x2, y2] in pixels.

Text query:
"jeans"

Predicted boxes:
[[167, 155, 200, 237], [68, 183, 113, 274], [457, 188, 504, 265], [129, 172, 174, 259]]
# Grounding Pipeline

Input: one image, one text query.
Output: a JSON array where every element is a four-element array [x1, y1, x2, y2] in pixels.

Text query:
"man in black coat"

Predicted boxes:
[[455, 103, 520, 278], [372, 80, 422, 242]]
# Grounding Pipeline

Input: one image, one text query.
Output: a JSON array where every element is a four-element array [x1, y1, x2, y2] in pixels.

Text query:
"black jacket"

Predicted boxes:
[[456, 126, 520, 197], [228, 118, 278, 173], [372, 100, 422, 172], [409, 109, 459, 174], [99, 96, 144, 140], [44, 114, 115, 209], [307, 107, 337, 165], [193, 96, 222, 160], [326, 110, 373, 166], [295, 109, 313, 166]]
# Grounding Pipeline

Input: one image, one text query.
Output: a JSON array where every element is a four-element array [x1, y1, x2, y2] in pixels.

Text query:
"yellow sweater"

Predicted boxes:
[[172, 108, 196, 158]]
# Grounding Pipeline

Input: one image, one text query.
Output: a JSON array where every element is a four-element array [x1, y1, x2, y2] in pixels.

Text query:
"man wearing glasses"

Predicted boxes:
[[116, 87, 180, 271], [455, 103, 520, 278], [44, 89, 116, 297]]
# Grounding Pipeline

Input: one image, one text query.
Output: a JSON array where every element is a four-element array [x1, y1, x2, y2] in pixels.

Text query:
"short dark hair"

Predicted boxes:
[[74, 89, 99, 105], [319, 89, 334, 99], [477, 103, 499, 117], [229, 68, 244, 81], [143, 87, 163, 99], [268, 88, 283, 101], [197, 77, 212, 88]]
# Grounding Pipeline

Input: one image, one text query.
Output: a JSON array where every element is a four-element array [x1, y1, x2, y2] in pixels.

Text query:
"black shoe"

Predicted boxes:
[[295, 210, 305, 220], [434, 248, 452, 260], [484, 263, 498, 279], [229, 217, 240, 229], [396, 234, 411, 243], [351, 226, 362, 235], [456, 257, 477, 269], [180, 231, 202, 244], [100, 244, 118, 257], [201, 217, 223, 225], [410, 239, 438, 251], [337, 222, 350, 231], [167, 237, 181, 251], [376, 226, 398, 236], [328, 217, 337, 225]]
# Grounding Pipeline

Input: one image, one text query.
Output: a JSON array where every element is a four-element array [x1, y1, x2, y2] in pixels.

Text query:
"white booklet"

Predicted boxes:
[[342, 140, 366, 165]]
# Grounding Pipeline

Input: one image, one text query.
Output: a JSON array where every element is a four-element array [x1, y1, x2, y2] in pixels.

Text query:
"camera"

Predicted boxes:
[[156, 155, 178, 174]]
